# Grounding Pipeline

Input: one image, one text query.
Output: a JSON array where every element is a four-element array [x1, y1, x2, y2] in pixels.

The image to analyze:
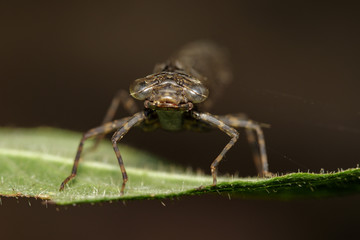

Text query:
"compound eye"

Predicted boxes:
[[129, 78, 155, 100], [184, 83, 209, 103]]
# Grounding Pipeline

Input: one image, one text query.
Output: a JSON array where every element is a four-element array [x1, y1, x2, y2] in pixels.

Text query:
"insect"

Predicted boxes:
[[59, 41, 271, 194]]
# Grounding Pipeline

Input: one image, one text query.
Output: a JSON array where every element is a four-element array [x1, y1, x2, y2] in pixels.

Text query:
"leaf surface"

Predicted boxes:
[[0, 128, 359, 205]]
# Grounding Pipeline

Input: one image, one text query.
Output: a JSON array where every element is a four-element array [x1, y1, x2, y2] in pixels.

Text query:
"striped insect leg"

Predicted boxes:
[[192, 111, 239, 185], [111, 111, 146, 195], [216, 114, 271, 177], [92, 89, 139, 150], [59, 116, 132, 191]]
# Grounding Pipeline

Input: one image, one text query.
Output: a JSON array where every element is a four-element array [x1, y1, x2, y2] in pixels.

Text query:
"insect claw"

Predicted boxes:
[[196, 185, 205, 190], [262, 171, 275, 178]]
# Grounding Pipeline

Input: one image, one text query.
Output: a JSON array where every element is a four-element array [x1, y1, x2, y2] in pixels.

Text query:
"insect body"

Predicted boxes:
[[60, 41, 271, 194]]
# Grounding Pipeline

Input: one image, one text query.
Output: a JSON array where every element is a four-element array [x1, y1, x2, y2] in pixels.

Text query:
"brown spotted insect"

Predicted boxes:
[[60, 41, 271, 194]]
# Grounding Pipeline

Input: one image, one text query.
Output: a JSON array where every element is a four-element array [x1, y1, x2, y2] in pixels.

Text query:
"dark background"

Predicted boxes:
[[1, 1, 359, 239]]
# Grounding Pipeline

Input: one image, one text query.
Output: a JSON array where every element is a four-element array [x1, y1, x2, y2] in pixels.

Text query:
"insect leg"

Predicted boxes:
[[111, 111, 146, 195], [59, 116, 132, 191], [216, 114, 271, 177], [92, 89, 139, 150], [192, 111, 239, 185]]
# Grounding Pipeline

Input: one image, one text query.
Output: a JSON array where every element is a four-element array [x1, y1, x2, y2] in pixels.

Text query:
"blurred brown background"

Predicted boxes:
[[0, 1, 359, 239]]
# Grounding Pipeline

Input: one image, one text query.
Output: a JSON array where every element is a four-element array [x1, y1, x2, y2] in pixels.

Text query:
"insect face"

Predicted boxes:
[[150, 79, 185, 105], [130, 72, 209, 110]]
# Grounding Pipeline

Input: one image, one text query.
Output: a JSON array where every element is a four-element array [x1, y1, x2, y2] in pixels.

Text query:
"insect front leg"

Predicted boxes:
[[92, 89, 139, 150], [216, 114, 271, 177], [111, 111, 146, 195], [192, 111, 239, 185], [59, 115, 133, 191]]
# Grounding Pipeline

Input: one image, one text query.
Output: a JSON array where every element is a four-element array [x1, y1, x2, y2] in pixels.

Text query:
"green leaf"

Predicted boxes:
[[0, 127, 359, 205]]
